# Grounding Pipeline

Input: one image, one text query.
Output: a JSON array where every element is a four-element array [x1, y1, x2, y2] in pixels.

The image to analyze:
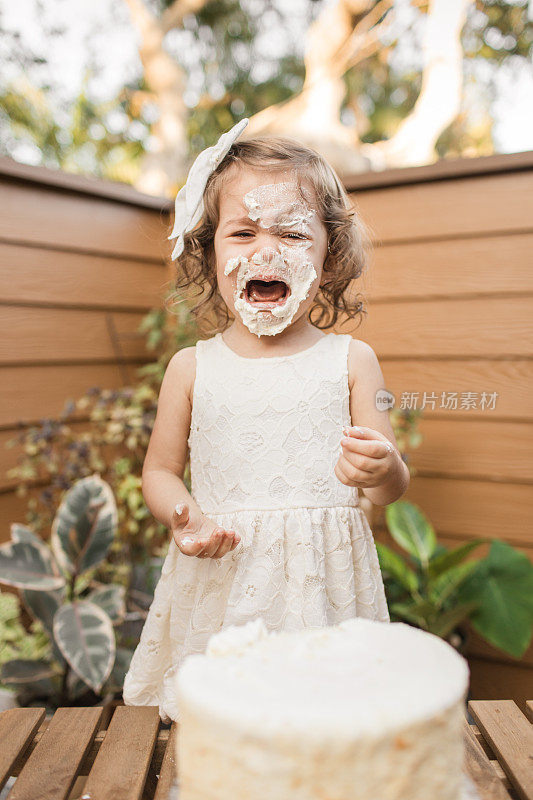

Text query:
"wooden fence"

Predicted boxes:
[[0, 150, 531, 705], [0, 156, 173, 534], [344, 150, 533, 708]]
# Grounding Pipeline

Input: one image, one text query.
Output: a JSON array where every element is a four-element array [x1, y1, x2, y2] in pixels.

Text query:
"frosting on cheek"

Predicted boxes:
[[223, 183, 319, 338]]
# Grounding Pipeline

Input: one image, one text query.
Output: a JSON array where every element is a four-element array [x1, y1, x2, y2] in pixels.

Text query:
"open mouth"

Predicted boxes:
[[244, 278, 291, 309]]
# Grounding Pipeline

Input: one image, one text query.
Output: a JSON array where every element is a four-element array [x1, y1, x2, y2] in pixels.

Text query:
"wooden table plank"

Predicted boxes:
[[152, 723, 178, 800], [0, 708, 45, 792], [2, 704, 531, 800], [82, 706, 160, 800], [6, 707, 103, 800], [526, 702, 533, 725], [464, 719, 514, 800], [471, 723, 497, 759], [469, 700, 533, 800], [10, 728, 172, 780]]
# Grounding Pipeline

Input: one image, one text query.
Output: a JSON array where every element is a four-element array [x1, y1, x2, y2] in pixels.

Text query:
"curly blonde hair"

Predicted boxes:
[[165, 136, 372, 336]]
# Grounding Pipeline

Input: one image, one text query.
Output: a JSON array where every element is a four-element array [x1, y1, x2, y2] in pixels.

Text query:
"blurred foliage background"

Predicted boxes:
[[0, 0, 531, 196]]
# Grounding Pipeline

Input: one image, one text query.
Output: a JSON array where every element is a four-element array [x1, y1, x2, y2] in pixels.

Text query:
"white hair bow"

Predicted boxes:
[[168, 117, 249, 261]]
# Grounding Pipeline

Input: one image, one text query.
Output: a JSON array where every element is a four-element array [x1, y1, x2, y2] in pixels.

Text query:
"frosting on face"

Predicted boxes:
[[223, 182, 319, 337], [243, 182, 315, 235]]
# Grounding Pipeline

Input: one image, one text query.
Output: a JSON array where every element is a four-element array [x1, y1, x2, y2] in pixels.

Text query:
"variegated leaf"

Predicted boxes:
[[51, 475, 118, 575], [0, 659, 60, 705], [11, 524, 46, 548], [21, 587, 65, 663], [1, 659, 56, 684], [53, 600, 115, 693], [87, 584, 126, 625], [67, 669, 90, 701], [106, 647, 134, 690], [0, 540, 64, 591]]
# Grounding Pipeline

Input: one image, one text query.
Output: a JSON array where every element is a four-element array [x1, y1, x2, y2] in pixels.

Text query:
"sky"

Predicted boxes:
[[1, 0, 532, 167]]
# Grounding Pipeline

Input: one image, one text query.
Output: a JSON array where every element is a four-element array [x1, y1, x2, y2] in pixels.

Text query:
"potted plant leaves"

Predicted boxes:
[[0, 474, 134, 711], [377, 500, 533, 659]]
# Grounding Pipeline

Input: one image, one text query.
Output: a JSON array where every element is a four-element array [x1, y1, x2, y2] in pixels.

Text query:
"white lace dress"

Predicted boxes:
[[122, 331, 390, 722]]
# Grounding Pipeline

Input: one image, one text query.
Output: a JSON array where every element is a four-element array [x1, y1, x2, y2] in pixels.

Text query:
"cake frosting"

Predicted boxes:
[[175, 617, 470, 800]]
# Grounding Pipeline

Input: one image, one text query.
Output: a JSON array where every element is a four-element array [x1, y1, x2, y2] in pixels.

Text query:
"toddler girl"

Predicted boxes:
[[123, 119, 410, 723]]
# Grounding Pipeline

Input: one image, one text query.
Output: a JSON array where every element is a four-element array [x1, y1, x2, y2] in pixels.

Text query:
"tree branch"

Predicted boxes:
[[361, 0, 474, 168], [122, 0, 197, 194]]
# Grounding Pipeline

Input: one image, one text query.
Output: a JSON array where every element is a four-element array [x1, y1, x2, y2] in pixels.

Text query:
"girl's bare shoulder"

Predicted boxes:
[[346, 337, 383, 393], [166, 345, 197, 406]]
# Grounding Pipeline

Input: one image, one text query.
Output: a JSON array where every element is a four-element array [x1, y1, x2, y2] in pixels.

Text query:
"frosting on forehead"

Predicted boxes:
[[243, 182, 316, 235]]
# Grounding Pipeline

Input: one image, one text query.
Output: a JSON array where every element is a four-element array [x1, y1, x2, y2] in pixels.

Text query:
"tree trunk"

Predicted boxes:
[[246, 0, 474, 174], [245, 0, 377, 173], [123, 0, 208, 196], [125, 0, 475, 194], [360, 0, 474, 169]]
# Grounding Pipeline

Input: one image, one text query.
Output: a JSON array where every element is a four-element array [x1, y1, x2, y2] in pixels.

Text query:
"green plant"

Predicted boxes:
[[5, 297, 197, 576], [0, 475, 134, 708], [1, 298, 195, 705], [377, 500, 533, 658], [0, 592, 50, 668]]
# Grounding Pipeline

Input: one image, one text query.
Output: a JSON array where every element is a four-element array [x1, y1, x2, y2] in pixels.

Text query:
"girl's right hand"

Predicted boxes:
[[171, 503, 241, 559]]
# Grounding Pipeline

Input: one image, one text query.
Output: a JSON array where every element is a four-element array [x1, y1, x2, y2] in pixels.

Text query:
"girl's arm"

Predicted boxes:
[[143, 347, 240, 559], [335, 338, 410, 507], [141, 347, 203, 528]]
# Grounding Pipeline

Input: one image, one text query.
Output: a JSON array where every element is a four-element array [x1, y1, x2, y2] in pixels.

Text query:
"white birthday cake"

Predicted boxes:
[[175, 617, 470, 800]]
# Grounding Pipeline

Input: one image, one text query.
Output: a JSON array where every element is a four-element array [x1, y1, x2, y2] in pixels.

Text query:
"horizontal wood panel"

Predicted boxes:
[[349, 296, 533, 357], [0, 242, 173, 310], [379, 359, 531, 420], [344, 149, 533, 190], [0, 307, 150, 365], [0, 490, 34, 544], [0, 181, 171, 261], [0, 155, 172, 209], [407, 417, 533, 483], [0, 364, 149, 427], [352, 171, 533, 243], [372, 475, 532, 546], [364, 233, 533, 300]]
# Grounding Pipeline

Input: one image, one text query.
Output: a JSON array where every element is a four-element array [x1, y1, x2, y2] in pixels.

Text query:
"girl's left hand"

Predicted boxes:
[[334, 426, 401, 489]]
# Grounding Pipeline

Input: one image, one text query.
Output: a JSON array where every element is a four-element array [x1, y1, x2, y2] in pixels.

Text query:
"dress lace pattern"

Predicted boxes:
[[123, 332, 390, 722]]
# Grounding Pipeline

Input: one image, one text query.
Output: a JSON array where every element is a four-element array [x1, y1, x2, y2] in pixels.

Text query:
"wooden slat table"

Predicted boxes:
[[0, 700, 531, 799]]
